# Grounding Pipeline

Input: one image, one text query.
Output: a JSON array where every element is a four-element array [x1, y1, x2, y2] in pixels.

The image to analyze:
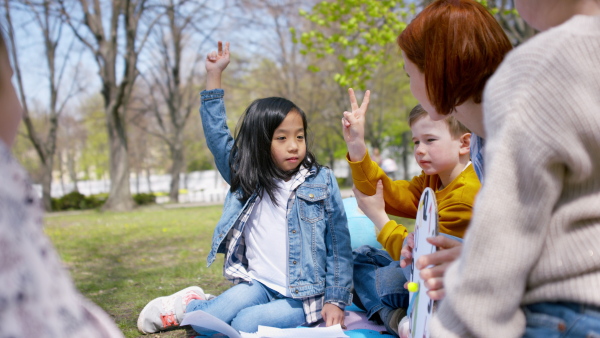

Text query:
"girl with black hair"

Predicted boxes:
[[137, 41, 353, 335]]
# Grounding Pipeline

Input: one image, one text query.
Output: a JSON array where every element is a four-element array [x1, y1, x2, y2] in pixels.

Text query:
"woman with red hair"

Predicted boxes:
[[397, 0, 512, 183], [393, 0, 514, 305], [396, 0, 600, 337], [340, 1, 512, 336]]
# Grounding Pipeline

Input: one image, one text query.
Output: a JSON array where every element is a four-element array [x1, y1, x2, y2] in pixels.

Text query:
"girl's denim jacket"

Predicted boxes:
[[200, 89, 353, 318]]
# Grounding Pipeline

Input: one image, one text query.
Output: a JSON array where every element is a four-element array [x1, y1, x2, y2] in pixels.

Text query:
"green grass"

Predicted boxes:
[[44, 205, 416, 338], [45, 205, 229, 338]]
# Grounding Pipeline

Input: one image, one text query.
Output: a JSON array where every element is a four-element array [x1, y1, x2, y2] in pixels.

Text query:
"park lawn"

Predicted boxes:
[[44, 205, 415, 338], [44, 205, 229, 338]]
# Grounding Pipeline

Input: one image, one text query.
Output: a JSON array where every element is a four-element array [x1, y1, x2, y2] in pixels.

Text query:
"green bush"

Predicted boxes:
[[336, 177, 351, 187], [51, 191, 106, 211], [133, 193, 156, 206], [51, 192, 155, 211]]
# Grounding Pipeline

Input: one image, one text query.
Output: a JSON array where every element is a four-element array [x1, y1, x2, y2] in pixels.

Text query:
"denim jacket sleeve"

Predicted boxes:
[[324, 169, 354, 305], [200, 89, 234, 184]]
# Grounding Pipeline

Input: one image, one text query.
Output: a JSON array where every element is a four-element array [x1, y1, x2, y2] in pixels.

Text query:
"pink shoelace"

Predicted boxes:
[[160, 313, 178, 328]]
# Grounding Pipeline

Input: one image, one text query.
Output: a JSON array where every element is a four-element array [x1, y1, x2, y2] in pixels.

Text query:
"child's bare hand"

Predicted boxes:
[[342, 88, 370, 161], [206, 41, 230, 73], [321, 303, 346, 329], [400, 232, 415, 268], [353, 181, 389, 230]]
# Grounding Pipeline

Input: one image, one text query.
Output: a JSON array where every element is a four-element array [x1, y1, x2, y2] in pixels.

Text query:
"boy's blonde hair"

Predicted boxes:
[[408, 104, 470, 138]]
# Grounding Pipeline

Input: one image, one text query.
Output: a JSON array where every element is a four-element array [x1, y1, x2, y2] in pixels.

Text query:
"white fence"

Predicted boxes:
[[46, 170, 230, 204], [39, 158, 420, 204]]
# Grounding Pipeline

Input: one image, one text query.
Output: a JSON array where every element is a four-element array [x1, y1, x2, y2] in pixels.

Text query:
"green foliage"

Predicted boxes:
[[51, 192, 156, 211], [51, 192, 106, 211], [79, 96, 110, 181], [298, 0, 520, 89], [297, 0, 411, 89], [132, 193, 156, 206]]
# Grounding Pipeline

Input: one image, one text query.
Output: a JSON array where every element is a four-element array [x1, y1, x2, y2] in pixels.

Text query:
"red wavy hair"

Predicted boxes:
[[397, 0, 513, 115]]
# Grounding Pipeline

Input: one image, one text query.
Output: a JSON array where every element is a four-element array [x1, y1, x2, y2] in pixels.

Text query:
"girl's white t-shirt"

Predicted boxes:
[[244, 177, 295, 296]]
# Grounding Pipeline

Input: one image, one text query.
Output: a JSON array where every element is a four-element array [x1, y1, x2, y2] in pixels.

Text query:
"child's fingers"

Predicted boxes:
[[326, 315, 334, 327], [375, 180, 383, 195], [217, 41, 223, 55], [342, 110, 355, 123], [224, 41, 230, 55], [360, 90, 371, 112], [348, 88, 359, 112], [326, 312, 344, 327], [341, 117, 350, 128]]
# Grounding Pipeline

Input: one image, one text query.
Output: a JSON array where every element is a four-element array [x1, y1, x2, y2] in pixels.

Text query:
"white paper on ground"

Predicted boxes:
[[181, 309, 348, 338], [180, 310, 241, 338], [254, 324, 349, 338], [181, 310, 349, 338]]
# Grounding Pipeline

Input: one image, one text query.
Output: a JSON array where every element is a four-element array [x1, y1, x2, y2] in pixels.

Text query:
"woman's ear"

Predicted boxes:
[[459, 133, 471, 156]]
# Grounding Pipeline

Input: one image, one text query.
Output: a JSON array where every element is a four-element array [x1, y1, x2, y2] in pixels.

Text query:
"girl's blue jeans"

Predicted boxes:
[[185, 280, 306, 333], [523, 302, 600, 338]]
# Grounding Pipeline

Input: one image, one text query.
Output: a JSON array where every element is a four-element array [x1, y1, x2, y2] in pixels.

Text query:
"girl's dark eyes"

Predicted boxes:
[[427, 138, 436, 142], [413, 141, 419, 145], [297, 135, 305, 140]]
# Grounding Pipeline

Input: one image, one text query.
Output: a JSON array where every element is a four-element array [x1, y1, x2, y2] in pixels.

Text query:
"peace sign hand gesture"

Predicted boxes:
[[342, 88, 371, 161]]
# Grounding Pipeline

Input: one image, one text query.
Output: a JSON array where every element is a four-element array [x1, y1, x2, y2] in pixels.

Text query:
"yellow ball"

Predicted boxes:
[[407, 282, 419, 293]]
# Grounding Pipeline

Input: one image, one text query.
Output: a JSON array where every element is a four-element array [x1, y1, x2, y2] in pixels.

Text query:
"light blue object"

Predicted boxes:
[[343, 197, 383, 250]]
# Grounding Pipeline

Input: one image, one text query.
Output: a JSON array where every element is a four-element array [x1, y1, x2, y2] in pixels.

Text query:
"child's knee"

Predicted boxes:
[[230, 308, 259, 333]]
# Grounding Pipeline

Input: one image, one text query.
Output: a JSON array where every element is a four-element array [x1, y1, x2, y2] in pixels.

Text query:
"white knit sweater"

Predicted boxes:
[[431, 15, 600, 338]]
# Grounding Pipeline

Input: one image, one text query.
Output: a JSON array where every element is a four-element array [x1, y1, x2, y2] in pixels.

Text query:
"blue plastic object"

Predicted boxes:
[[343, 197, 383, 250]]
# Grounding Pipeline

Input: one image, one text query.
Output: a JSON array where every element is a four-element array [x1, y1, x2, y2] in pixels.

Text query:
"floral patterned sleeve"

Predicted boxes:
[[0, 142, 124, 338]]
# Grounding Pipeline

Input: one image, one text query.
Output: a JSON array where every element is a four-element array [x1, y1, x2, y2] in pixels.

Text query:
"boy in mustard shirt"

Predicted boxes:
[[342, 92, 480, 336]]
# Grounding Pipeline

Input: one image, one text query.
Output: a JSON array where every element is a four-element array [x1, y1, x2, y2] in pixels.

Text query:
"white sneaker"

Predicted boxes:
[[137, 286, 206, 334]]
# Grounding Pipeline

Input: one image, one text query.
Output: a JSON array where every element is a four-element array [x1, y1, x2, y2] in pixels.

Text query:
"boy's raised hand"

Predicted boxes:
[[206, 41, 230, 90], [342, 88, 370, 161]]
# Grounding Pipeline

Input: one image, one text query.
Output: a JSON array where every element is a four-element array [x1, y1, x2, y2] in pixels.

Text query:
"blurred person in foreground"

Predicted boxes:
[[0, 29, 124, 338]]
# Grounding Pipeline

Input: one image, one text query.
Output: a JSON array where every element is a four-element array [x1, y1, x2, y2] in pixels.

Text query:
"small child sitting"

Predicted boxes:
[[342, 100, 481, 336]]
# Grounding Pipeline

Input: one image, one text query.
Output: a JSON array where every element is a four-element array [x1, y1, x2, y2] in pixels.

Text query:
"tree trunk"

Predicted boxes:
[[67, 149, 79, 192], [40, 157, 54, 211], [58, 152, 66, 196], [145, 168, 153, 194], [402, 131, 410, 180], [102, 108, 135, 211], [168, 142, 185, 203]]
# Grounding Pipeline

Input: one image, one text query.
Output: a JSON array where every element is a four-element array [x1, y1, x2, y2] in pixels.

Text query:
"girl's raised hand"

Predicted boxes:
[[342, 88, 370, 161], [206, 41, 230, 73]]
